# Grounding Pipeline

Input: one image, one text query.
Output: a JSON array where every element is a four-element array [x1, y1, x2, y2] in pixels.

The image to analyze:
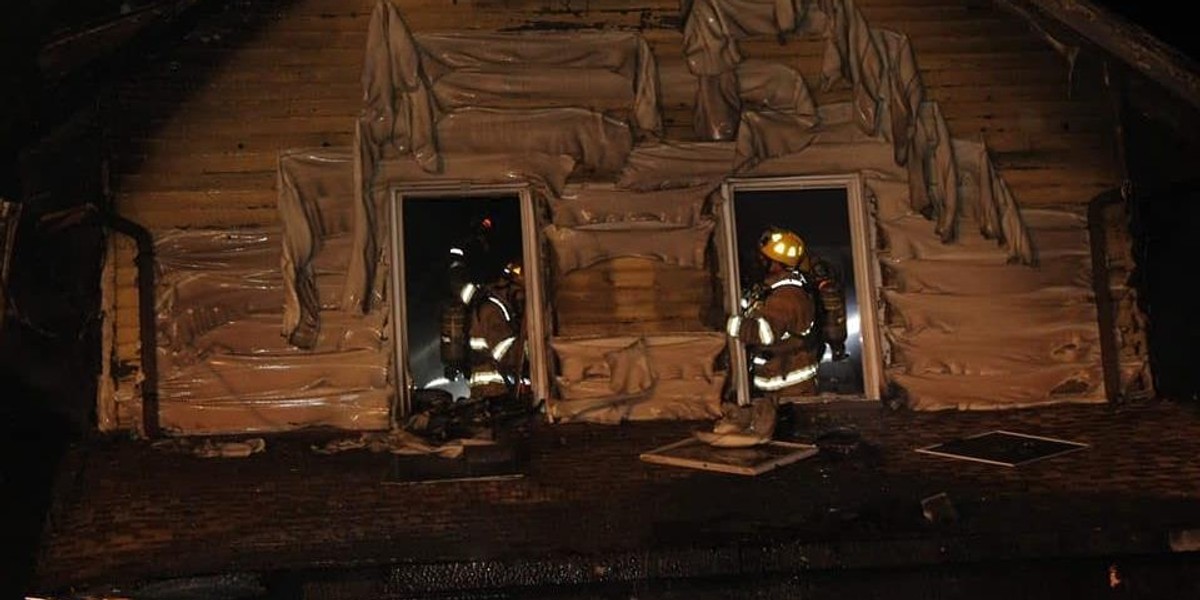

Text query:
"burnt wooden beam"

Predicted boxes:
[[1000, 0, 1200, 110], [38, 0, 205, 81]]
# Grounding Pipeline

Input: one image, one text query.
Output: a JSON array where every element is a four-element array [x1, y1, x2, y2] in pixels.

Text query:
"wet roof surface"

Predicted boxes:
[[30, 399, 1200, 596]]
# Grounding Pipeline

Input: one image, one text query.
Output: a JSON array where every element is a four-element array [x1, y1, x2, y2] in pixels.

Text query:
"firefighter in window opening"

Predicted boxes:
[[697, 227, 847, 447], [445, 214, 495, 303], [438, 214, 496, 383], [459, 259, 528, 400]]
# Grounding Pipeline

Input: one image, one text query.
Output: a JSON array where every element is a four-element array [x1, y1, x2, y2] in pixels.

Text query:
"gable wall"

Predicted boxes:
[[101, 0, 1121, 430]]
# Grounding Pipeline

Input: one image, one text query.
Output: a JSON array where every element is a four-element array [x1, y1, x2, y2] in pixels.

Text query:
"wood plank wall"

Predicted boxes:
[[553, 256, 720, 337], [103, 0, 1120, 427]]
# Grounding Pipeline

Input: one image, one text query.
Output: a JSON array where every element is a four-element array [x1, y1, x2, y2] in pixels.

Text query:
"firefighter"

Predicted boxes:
[[730, 227, 824, 400], [445, 214, 495, 299], [460, 260, 527, 400], [808, 256, 849, 363], [699, 227, 830, 447], [439, 214, 497, 381]]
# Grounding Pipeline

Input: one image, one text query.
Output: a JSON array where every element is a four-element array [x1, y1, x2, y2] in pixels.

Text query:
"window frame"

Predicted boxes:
[[388, 183, 550, 420], [718, 174, 885, 406]]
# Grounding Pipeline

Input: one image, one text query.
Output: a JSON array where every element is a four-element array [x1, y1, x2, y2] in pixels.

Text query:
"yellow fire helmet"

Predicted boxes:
[[758, 228, 806, 268], [502, 260, 524, 283]]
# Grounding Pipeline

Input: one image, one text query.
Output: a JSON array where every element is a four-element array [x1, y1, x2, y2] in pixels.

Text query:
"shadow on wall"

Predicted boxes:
[[77, 0, 310, 165]]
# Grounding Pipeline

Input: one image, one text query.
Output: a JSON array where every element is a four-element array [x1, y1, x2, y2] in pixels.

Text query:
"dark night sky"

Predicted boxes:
[[1090, 1, 1197, 60]]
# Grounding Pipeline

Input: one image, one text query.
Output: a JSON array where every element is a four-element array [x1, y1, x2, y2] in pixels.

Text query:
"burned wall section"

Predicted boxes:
[[1130, 182, 1200, 402], [3, 115, 106, 597], [1122, 99, 1200, 402], [994, 0, 1200, 402], [6, 117, 107, 436]]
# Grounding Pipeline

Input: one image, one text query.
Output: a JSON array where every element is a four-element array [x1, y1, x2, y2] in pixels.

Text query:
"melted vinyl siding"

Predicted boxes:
[[103, 0, 1121, 430]]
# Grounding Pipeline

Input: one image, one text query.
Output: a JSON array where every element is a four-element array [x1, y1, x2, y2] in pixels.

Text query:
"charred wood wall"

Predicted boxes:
[[101, 0, 1125, 427]]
